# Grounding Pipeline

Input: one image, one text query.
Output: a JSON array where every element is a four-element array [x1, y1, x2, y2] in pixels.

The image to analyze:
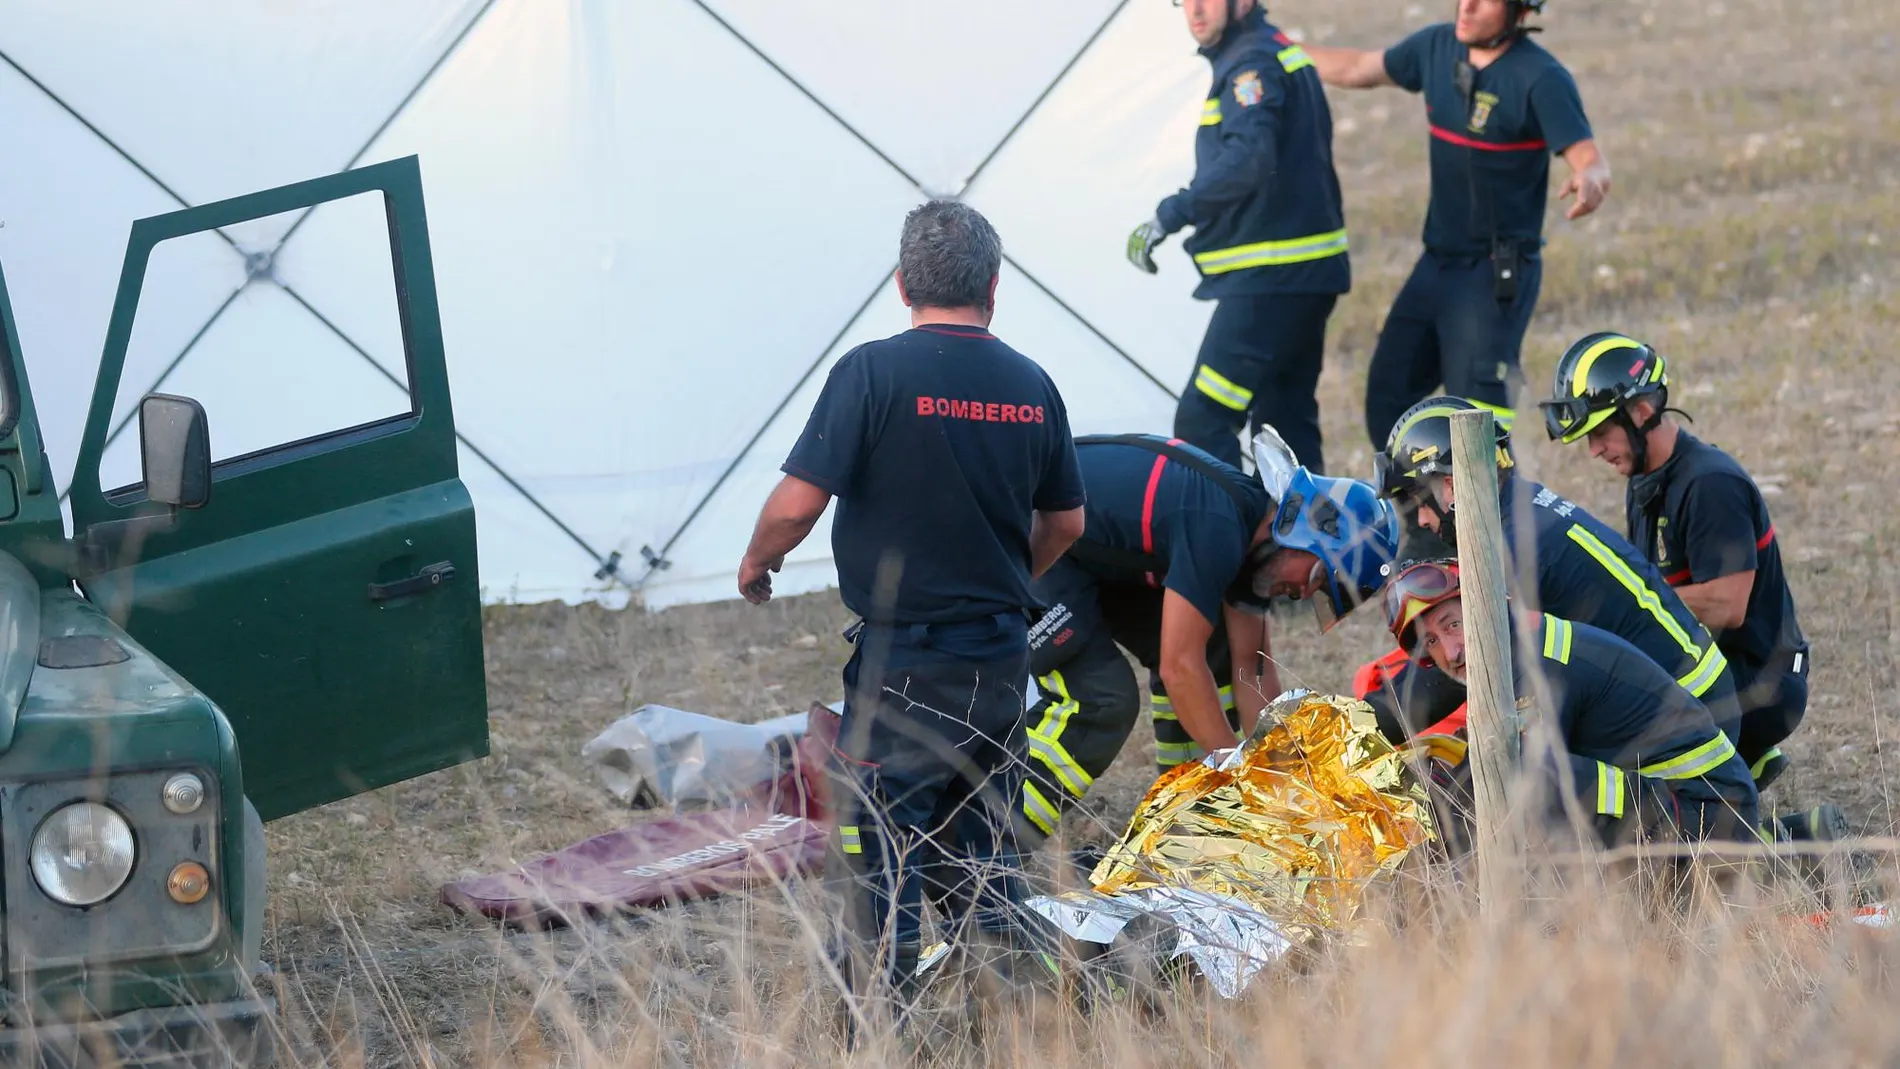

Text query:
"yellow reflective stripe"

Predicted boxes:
[[1564, 526, 1704, 659], [1571, 334, 1642, 398], [1155, 741, 1204, 767], [1194, 364, 1253, 411], [1153, 689, 1233, 719], [1029, 730, 1094, 796], [1192, 228, 1349, 272], [1467, 398, 1517, 433], [839, 825, 863, 854], [1596, 763, 1626, 817], [1022, 782, 1060, 835], [1749, 747, 1784, 780], [1277, 44, 1313, 73], [1638, 733, 1739, 780], [1201, 98, 1222, 125], [1676, 643, 1727, 699], [1541, 616, 1574, 664], [1029, 671, 1092, 796]]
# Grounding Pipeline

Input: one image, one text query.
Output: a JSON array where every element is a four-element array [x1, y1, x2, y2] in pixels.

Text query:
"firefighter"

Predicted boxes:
[[1015, 432, 1398, 844], [738, 201, 1087, 1032], [1538, 331, 1811, 789], [1383, 559, 1760, 847], [1126, 0, 1350, 474], [1373, 396, 1750, 768], [1303, 0, 1611, 449]]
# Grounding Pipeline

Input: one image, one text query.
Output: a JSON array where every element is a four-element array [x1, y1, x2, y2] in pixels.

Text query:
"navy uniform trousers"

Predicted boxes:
[[824, 611, 1042, 1018], [1173, 292, 1339, 475], [1363, 248, 1544, 448], [1014, 557, 1240, 846]]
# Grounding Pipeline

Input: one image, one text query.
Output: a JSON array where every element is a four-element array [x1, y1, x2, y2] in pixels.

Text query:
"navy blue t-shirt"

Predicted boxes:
[[782, 323, 1085, 625], [1068, 437, 1272, 625], [1382, 24, 1594, 256], [1626, 431, 1808, 677]]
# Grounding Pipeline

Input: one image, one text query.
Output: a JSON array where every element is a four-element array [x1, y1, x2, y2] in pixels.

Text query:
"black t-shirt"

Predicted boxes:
[[1067, 437, 1272, 625], [782, 323, 1086, 625], [1626, 431, 1807, 675], [1382, 24, 1593, 256]]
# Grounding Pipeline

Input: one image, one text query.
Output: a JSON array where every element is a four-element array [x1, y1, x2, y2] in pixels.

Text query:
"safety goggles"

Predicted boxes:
[[1538, 396, 1598, 443], [1381, 560, 1461, 649]]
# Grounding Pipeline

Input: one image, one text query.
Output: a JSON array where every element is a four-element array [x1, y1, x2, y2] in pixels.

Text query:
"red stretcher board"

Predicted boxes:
[[440, 704, 840, 928]]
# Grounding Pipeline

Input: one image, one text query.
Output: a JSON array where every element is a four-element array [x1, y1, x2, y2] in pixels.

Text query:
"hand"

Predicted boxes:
[[1560, 167, 1610, 220], [1126, 218, 1167, 273], [738, 554, 783, 604]]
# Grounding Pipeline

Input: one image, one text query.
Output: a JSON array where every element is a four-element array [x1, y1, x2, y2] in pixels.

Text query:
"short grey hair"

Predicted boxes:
[[898, 200, 1002, 312]]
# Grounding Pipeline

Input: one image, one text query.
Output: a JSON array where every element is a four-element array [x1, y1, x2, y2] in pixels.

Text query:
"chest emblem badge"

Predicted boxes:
[[1233, 70, 1265, 108], [1468, 90, 1499, 133]]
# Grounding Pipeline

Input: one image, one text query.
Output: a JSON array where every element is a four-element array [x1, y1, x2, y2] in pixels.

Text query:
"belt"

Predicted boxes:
[[844, 611, 1028, 646]]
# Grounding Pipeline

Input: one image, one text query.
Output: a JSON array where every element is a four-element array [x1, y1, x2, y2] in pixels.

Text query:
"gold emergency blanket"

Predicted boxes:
[[1087, 690, 1435, 938]]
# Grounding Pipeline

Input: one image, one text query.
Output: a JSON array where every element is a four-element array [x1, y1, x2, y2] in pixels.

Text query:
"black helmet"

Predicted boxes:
[[1539, 331, 1669, 444], [1374, 395, 1515, 505], [1538, 331, 1679, 473]]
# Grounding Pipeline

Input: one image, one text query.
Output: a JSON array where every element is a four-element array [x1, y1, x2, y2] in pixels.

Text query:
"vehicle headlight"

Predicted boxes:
[[30, 802, 137, 907]]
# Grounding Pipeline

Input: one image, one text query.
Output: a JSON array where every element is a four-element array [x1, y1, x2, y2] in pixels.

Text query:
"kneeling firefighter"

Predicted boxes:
[[1384, 558, 1761, 849], [1015, 428, 1400, 845]]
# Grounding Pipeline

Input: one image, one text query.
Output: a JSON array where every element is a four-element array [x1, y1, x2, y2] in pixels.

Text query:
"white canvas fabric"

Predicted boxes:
[[0, 0, 1235, 609]]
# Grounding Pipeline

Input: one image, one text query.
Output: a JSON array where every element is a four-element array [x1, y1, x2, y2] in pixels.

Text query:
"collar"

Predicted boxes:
[[1628, 430, 1695, 509], [913, 323, 994, 339]]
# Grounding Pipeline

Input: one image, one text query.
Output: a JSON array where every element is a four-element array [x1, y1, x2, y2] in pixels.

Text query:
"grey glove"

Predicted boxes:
[[1126, 218, 1167, 274]]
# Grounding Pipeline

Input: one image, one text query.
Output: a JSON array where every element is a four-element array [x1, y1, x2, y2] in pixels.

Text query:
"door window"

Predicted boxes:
[[97, 191, 413, 494]]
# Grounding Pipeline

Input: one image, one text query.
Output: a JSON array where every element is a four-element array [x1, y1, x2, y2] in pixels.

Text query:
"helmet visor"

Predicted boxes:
[[1539, 397, 1597, 443], [1381, 561, 1461, 649]]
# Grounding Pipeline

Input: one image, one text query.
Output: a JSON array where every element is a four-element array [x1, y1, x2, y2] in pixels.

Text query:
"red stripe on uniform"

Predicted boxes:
[[1430, 125, 1548, 152], [1757, 524, 1776, 551], [1665, 568, 1693, 587], [1138, 442, 1180, 589]]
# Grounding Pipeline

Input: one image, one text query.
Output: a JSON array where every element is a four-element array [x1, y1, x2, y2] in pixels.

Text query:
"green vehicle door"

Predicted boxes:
[[64, 156, 489, 822]]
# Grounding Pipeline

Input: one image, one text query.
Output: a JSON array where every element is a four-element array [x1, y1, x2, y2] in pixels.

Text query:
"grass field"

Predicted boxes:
[[257, 0, 1900, 1063]]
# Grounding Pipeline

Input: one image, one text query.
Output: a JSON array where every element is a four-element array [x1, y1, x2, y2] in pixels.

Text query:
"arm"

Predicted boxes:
[[1223, 602, 1275, 735], [1676, 473, 1764, 633], [1557, 138, 1611, 220], [1158, 589, 1242, 756], [742, 352, 869, 603], [1674, 570, 1754, 633], [1155, 61, 1285, 232], [1030, 506, 1086, 578], [738, 475, 832, 603], [1305, 45, 1395, 88]]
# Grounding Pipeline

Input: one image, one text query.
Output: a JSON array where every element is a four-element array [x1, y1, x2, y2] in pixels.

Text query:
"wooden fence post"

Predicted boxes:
[[1449, 408, 1521, 911]]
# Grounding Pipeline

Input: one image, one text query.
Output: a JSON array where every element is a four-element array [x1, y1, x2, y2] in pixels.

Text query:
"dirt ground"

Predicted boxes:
[[261, 0, 1900, 1062]]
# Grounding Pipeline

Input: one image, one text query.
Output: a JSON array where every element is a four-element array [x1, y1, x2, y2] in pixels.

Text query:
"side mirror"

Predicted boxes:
[[139, 394, 211, 509]]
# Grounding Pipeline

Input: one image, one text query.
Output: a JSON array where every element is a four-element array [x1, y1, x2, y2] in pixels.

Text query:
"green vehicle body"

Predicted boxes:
[[0, 156, 488, 1065]]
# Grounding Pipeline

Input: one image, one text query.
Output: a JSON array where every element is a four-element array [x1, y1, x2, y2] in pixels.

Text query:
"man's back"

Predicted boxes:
[[1501, 476, 1727, 701], [783, 324, 1083, 624], [1066, 436, 1271, 624], [1519, 613, 1754, 808]]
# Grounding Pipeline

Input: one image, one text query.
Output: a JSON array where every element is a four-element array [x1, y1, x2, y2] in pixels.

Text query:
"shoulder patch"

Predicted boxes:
[[1233, 70, 1264, 108]]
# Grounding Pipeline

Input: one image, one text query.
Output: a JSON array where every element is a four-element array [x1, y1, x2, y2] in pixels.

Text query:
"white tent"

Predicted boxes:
[[0, 0, 1247, 609]]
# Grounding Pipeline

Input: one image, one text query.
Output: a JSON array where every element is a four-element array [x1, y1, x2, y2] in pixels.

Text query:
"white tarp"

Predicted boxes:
[[0, 0, 1226, 608]]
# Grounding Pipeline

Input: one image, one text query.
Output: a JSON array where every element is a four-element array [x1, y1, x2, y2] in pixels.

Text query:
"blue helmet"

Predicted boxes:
[[1228, 468, 1401, 632]]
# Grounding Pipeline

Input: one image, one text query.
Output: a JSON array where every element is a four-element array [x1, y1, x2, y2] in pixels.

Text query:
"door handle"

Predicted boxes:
[[369, 561, 456, 603]]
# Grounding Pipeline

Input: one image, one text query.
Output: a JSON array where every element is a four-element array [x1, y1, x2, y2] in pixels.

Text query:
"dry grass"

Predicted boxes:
[[253, 0, 1900, 1063]]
